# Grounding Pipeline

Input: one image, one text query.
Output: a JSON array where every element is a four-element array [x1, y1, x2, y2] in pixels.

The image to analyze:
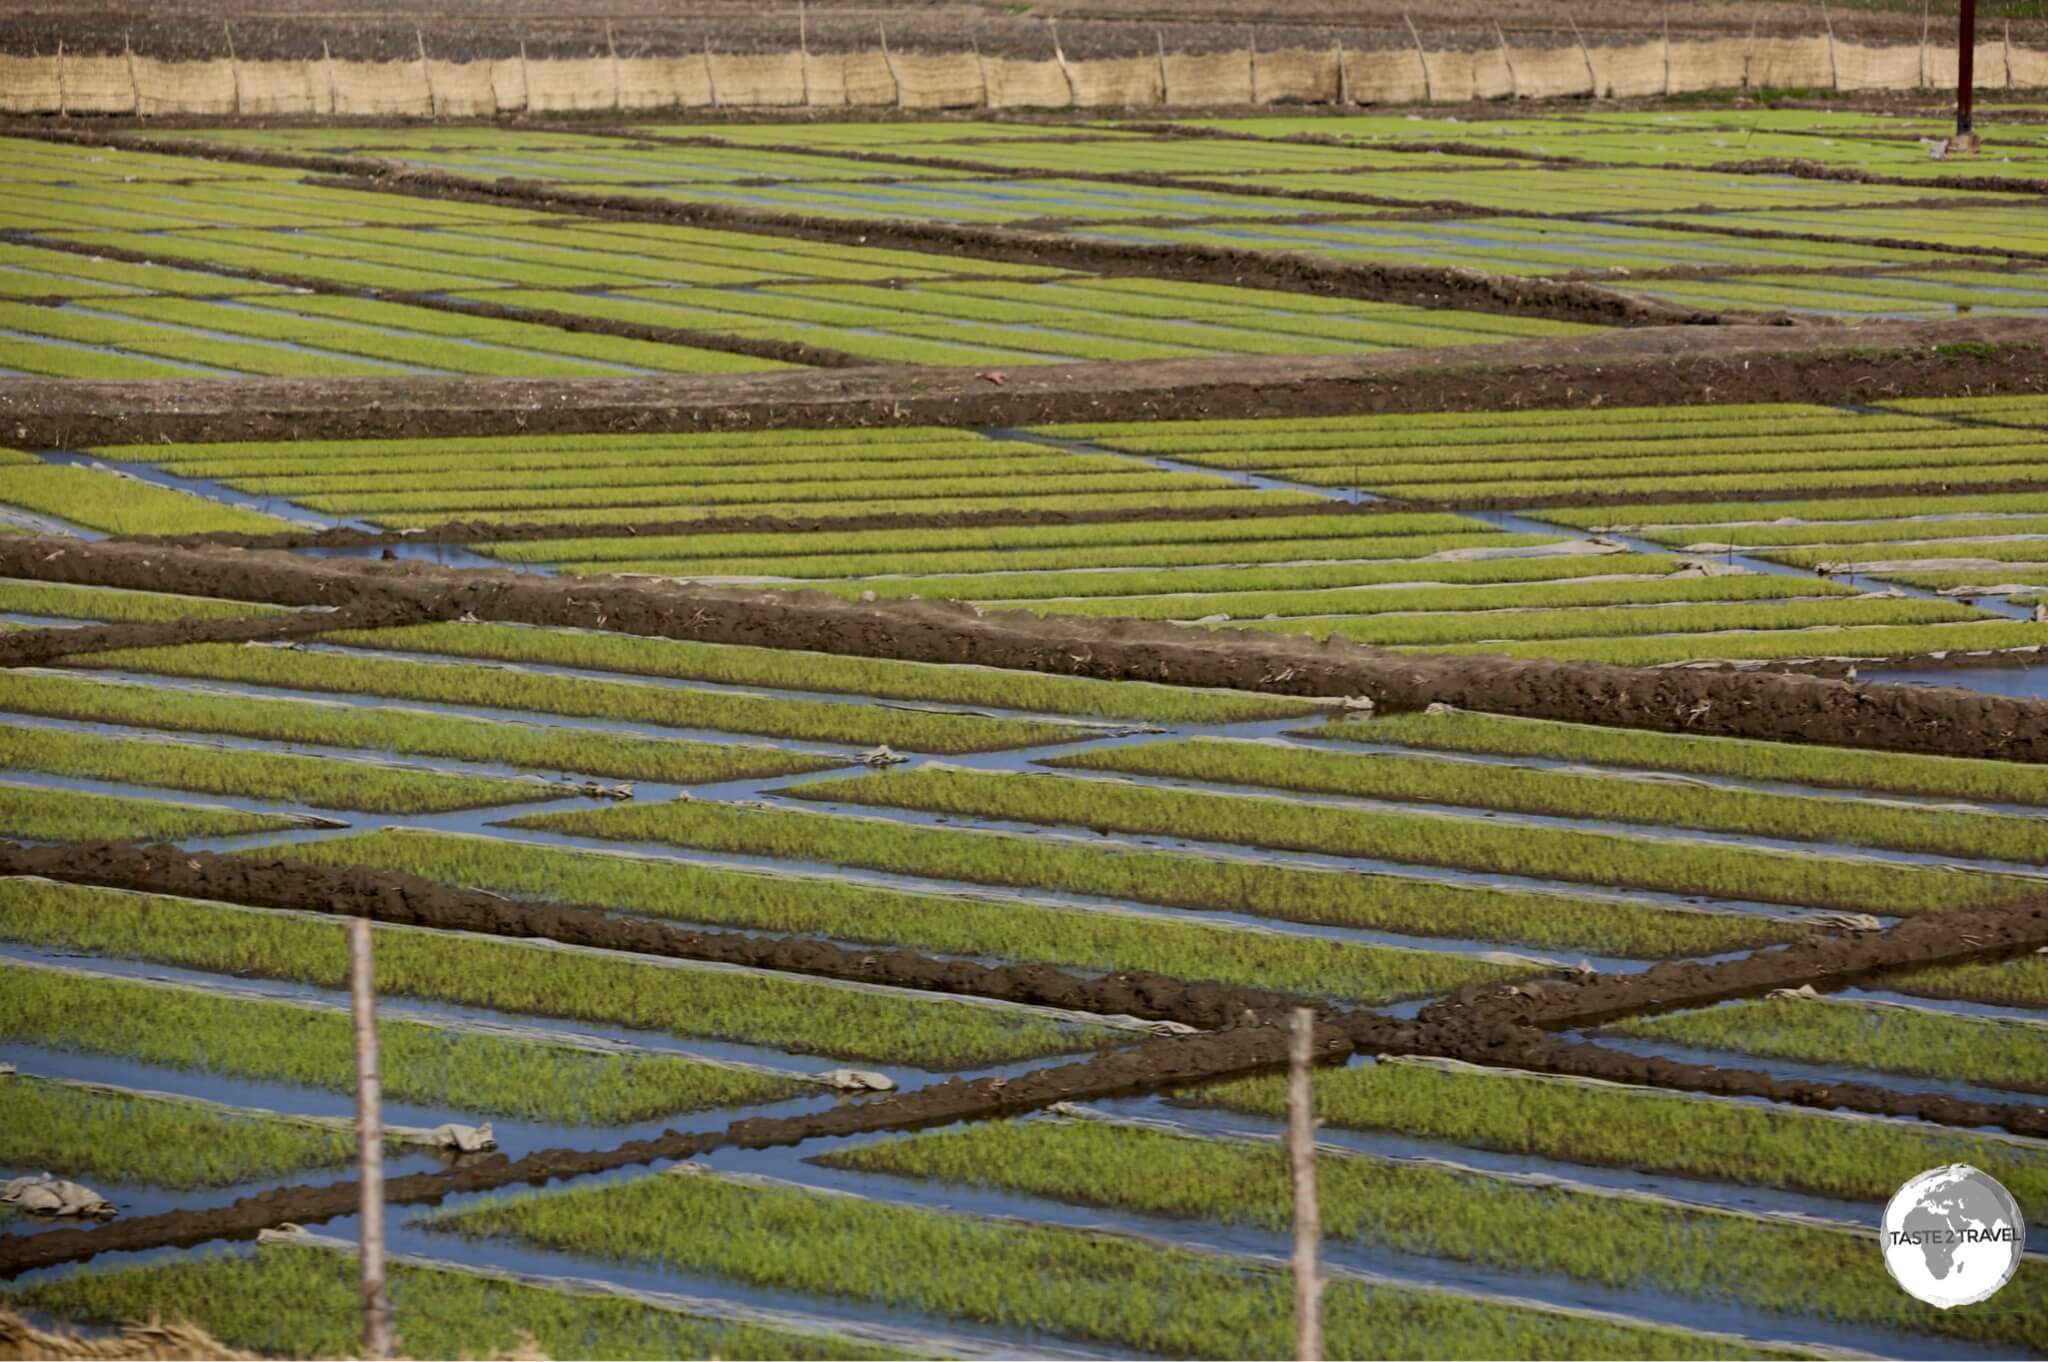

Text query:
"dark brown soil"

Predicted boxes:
[[0, 592, 448, 668], [4, 318, 2042, 449], [8, 533, 2048, 762]]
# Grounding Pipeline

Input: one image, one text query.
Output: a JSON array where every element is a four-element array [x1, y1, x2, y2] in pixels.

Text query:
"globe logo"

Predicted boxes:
[[1882, 1165, 2026, 1309]]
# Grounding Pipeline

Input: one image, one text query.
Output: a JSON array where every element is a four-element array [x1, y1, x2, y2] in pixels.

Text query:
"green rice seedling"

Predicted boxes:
[[1631, 514, 2048, 551], [825, 1118, 2044, 1353], [1251, 597, 1978, 648], [1877, 956, 2048, 1009], [546, 530, 1564, 581], [1437, 619, 2048, 667], [998, 573, 1854, 621], [0, 780, 307, 842], [0, 722, 547, 815], [504, 797, 1802, 960], [1193, 1057, 2048, 1221], [1544, 491, 2048, 532], [0, 878, 1108, 1069], [793, 554, 1687, 604], [1310, 708, 2048, 807], [1767, 541, 2048, 568], [1048, 736, 2048, 863], [249, 451, 1160, 501], [273, 827, 1526, 1003], [0, 579, 284, 624], [1612, 997, 2048, 1094], [370, 488, 1324, 529], [0, 341, 209, 380], [430, 1168, 1781, 1360], [1350, 462, 2048, 506], [322, 620, 1320, 726], [1, 1073, 360, 1189], [782, 767, 2032, 915], [0, 958, 802, 1125], [287, 470, 1243, 516], [0, 466, 289, 536], [5, 1240, 903, 1361], [477, 511, 1492, 565], [73, 643, 1079, 754], [0, 670, 845, 787]]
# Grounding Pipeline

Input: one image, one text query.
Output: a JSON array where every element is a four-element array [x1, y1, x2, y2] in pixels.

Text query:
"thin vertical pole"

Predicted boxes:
[[1959, 0, 1977, 134], [1287, 1007, 1322, 1362], [350, 918, 393, 1360]]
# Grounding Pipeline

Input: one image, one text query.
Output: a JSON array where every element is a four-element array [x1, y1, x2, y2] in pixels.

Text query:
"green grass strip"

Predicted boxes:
[[0, 579, 280, 623], [1878, 955, 2048, 1009], [0, 957, 798, 1126], [0, 465, 289, 535], [324, 620, 1319, 726], [0, 670, 843, 788], [1049, 736, 2048, 863], [1248, 597, 1977, 648], [783, 766, 2030, 916], [1429, 619, 2048, 666], [506, 797, 1795, 961], [1193, 1057, 2048, 1223], [429, 1168, 1779, 1360], [825, 1117, 2043, 1353], [2, 1073, 357, 1189], [1611, 997, 2048, 1094], [1310, 707, 2048, 808], [1, 877, 1105, 1070], [795, 554, 1688, 604], [10, 1240, 904, 1361], [0, 780, 305, 842], [990, 573, 1852, 621], [74, 643, 1077, 755], [0, 721, 544, 815], [278, 827, 1510, 1004]]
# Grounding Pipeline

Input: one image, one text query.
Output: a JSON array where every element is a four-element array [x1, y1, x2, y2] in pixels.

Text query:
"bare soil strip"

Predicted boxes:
[[0, 593, 451, 667], [4, 534, 2045, 759], [4, 318, 2043, 448]]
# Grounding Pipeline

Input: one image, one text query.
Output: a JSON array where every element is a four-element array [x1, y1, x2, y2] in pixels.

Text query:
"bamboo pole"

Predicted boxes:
[[1288, 1007, 1322, 1362], [350, 918, 393, 1360], [1403, 12, 1433, 102]]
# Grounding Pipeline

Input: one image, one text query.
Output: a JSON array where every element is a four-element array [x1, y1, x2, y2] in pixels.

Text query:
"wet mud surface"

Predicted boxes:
[[7, 533, 2048, 762]]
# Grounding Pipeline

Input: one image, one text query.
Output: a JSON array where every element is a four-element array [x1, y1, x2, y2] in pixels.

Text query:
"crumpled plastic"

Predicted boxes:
[[816, 1068, 896, 1092], [419, 1122, 496, 1153], [2, 1173, 116, 1219]]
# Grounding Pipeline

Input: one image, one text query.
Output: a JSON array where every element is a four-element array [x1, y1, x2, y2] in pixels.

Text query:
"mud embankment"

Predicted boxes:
[[0, 840, 1316, 1032], [4, 319, 2041, 449], [5, 534, 2048, 762], [0, 592, 451, 667], [1425, 894, 2048, 1029]]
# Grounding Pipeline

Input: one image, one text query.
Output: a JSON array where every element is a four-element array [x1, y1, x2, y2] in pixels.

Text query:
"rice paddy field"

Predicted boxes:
[[2, 82, 2047, 1362]]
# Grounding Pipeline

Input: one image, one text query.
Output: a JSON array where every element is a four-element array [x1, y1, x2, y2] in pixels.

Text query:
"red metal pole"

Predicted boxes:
[[1958, 0, 1977, 134]]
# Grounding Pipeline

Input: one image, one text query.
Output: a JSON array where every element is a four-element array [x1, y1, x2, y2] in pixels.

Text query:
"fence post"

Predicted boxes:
[[606, 21, 621, 110], [1404, 12, 1433, 102], [797, 2, 811, 106], [125, 31, 141, 114], [223, 21, 241, 116], [1663, 2, 1672, 95], [706, 36, 721, 109], [1493, 20, 1519, 97], [1821, 0, 1840, 91], [973, 37, 990, 108], [1743, 12, 1760, 88], [877, 25, 902, 108], [55, 41, 65, 117], [350, 918, 393, 1360], [1288, 1007, 1322, 1362], [1248, 24, 1260, 104], [1335, 36, 1347, 105], [417, 29, 436, 118], [1567, 14, 1599, 96], [1049, 20, 1077, 107], [1156, 29, 1170, 105]]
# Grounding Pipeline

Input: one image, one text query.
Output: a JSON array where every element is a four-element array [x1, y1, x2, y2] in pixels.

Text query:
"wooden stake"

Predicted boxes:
[[1335, 35, 1347, 106], [350, 918, 393, 1360], [55, 40, 65, 117], [416, 28, 436, 119], [1287, 1007, 1322, 1362], [1567, 14, 1599, 97], [1493, 20, 1519, 98], [706, 36, 721, 109], [606, 21, 621, 111], [1156, 29, 1170, 105], [1820, 0, 1839, 91], [1049, 20, 1077, 107], [1663, 2, 1672, 96], [1248, 24, 1261, 105], [1921, 0, 1931, 89], [973, 37, 990, 108], [223, 21, 241, 117], [1403, 12, 1433, 103], [124, 31, 141, 115], [797, 1, 811, 107]]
